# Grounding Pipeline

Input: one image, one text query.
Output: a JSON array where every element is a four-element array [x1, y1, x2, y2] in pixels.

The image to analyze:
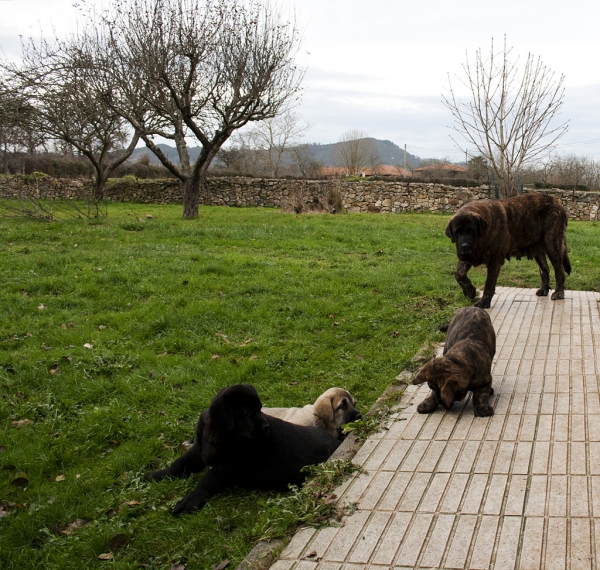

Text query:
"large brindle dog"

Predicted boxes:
[[145, 384, 340, 515], [413, 306, 496, 417], [445, 193, 571, 309]]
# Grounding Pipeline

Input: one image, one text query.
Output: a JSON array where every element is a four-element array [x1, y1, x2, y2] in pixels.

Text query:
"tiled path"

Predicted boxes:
[[271, 287, 600, 570]]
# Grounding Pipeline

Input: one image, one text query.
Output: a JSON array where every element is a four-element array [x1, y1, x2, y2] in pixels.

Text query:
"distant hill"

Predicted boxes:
[[130, 138, 423, 167], [307, 139, 421, 168]]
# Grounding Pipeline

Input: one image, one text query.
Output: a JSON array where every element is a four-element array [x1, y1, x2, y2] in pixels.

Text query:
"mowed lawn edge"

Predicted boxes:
[[0, 204, 597, 569]]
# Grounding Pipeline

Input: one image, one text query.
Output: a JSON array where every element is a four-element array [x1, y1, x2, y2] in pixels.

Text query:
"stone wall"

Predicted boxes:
[[1, 175, 598, 220]]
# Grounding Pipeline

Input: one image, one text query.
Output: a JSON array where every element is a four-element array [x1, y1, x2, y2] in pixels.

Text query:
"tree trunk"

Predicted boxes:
[[182, 176, 201, 219]]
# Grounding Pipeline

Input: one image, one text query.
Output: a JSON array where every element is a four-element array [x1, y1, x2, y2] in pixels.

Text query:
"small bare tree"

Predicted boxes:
[[2, 37, 139, 201], [243, 110, 311, 178], [332, 129, 379, 176], [91, 0, 303, 218], [290, 144, 322, 178], [444, 37, 568, 198]]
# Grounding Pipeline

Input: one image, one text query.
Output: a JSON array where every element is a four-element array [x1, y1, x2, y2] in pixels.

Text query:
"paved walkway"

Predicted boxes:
[[271, 287, 600, 570]]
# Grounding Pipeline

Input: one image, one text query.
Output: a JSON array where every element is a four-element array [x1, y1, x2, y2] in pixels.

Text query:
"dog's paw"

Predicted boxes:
[[473, 298, 491, 309], [551, 291, 565, 300], [417, 395, 438, 414], [474, 404, 494, 417], [462, 284, 477, 299], [173, 494, 204, 516], [536, 288, 549, 297], [144, 469, 168, 482]]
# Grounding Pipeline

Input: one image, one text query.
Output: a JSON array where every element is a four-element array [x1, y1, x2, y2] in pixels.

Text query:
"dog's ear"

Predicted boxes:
[[474, 214, 488, 239], [445, 220, 456, 243], [208, 395, 235, 432], [440, 382, 456, 409]]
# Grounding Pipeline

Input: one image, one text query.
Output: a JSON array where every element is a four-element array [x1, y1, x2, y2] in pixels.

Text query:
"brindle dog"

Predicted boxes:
[[413, 306, 496, 417], [445, 193, 571, 309]]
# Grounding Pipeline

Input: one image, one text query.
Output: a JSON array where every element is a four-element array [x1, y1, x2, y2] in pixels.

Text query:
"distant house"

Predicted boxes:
[[412, 164, 467, 178], [320, 165, 412, 178]]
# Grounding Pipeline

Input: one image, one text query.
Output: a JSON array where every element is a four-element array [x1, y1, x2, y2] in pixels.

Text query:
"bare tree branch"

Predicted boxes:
[[443, 37, 568, 197]]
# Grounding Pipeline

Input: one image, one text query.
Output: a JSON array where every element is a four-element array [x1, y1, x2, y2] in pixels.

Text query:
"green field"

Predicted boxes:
[[1, 204, 598, 569]]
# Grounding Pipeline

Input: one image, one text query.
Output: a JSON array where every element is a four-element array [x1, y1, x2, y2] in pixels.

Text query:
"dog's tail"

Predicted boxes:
[[563, 238, 571, 275]]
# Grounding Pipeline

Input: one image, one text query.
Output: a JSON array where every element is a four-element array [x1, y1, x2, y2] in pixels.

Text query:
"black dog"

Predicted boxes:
[[145, 384, 341, 515], [413, 306, 496, 417]]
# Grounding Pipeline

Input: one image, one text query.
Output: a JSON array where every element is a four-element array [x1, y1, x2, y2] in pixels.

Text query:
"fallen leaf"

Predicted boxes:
[[325, 493, 338, 504], [55, 518, 89, 535], [249, 355, 258, 360], [123, 501, 140, 507], [145, 214, 153, 219], [38, 304, 45, 310], [305, 551, 318, 559], [290, 381, 298, 386], [12, 419, 33, 427], [215, 333, 230, 343], [328, 314, 335, 318], [332, 322, 340, 326], [107, 533, 128, 552], [170, 564, 186, 570], [98, 553, 113, 561], [11, 475, 29, 489], [83, 343, 93, 349], [241, 338, 253, 345], [55, 474, 65, 482], [47, 497, 55, 504], [49, 364, 59, 374], [0, 507, 8, 518], [61, 323, 67, 329], [74, 244, 78, 248], [357, 354, 364, 361], [98, 325, 106, 330], [212, 560, 229, 570], [106, 509, 117, 519], [211, 353, 220, 359], [392, 330, 399, 338]]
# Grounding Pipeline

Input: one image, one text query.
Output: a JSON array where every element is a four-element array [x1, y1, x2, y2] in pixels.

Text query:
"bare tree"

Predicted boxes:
[[90, 0, 302, 218], [290, 144, 323, 178], [332, 129, 380, 176], [0, 80, 48, 169], [243, 110, 311, 177], [2, 37, 139, 201], [444, 37, 568, 198]]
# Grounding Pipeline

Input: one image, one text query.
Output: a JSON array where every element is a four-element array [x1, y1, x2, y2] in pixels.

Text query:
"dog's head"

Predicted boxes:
[[445, 213, 488, 262], [412, 358, 467, 410], [203, 384, 270, 463], [313, 388, 362, 438]]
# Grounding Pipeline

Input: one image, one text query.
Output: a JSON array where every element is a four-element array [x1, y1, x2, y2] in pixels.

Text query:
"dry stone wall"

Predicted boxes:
[[0, 175, 598, 221]]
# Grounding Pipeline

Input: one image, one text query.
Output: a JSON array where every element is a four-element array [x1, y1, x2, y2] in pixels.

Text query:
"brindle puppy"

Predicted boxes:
[[445, 193, 571, 309], [413, 306, 496, 417]]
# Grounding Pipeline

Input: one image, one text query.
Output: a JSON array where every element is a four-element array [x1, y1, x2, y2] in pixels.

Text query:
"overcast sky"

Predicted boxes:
[[2, 0, 599, 160]]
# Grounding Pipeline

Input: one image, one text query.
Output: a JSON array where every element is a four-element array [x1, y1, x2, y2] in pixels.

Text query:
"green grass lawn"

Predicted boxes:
[[0, 204, 598, 569]]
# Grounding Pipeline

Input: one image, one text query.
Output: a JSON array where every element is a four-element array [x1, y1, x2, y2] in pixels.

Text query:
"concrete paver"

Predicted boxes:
[[274, 287, 600, 569]]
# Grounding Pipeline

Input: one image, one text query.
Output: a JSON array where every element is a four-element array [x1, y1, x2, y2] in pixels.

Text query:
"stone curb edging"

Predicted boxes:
[[234, 370, 415, 570]]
